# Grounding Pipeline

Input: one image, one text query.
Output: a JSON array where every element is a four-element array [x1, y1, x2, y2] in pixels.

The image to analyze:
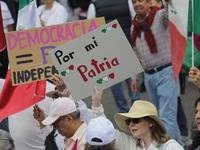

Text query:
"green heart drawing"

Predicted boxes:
[[102, 29, 106, 33], [61, 71, 66, 76], [96, 78, 103, 84]]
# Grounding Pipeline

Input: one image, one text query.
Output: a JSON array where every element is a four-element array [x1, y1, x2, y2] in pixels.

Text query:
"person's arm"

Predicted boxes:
[[189, 67, 200, 88], [131, 74, 139, 94], [91, 86, 137, 149], [91, 85, 106, 118], [33, 104, 46, 129]]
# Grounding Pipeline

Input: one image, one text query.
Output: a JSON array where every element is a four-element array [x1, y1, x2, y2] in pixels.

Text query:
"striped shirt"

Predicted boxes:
[[0, 1, 14, 32], [133, 6, 171, 70]]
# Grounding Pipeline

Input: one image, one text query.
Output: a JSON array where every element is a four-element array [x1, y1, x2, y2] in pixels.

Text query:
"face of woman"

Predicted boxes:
[[128, 118, 153, 140], [195, 102, 200, 131]]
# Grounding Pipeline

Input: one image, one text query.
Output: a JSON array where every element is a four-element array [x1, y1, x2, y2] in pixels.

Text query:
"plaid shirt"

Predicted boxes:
[[133, 6, 171, 70]]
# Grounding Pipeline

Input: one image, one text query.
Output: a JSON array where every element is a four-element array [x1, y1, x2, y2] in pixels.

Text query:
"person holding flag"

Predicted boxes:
[[0, 0, 14, 133], [130, 0, 183, 145], [0, 0, 52, 150], [189, 67, 200, 89]]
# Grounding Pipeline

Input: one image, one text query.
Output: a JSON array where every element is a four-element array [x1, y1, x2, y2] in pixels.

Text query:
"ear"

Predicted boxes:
[[149, 123, 153, 127], [66, 114, 73, 123]]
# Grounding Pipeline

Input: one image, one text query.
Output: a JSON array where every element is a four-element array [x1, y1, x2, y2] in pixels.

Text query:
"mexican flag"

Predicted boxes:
[[0, 0, 45, 121], [188, 0, 200, 51], [182, 0, 200, 74], [16, 0, 41, 30], [169, 0, 189, 81]]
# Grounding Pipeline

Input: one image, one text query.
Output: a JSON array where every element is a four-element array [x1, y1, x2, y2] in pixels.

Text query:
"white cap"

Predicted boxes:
[[42, 97, 77, 125], [86, 116, 115, 146]]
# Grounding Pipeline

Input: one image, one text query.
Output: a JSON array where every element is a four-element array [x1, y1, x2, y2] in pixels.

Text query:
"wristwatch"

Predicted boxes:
[[59, 89, 69, 95]]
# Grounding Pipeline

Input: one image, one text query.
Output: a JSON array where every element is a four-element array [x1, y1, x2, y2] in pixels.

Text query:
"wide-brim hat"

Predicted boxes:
[[114, 100, 166, 133], [46, 89, 59, 98]]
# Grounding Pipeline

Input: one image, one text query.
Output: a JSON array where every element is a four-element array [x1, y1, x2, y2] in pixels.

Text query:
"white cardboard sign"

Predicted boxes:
[[49, 20, 143, 101]]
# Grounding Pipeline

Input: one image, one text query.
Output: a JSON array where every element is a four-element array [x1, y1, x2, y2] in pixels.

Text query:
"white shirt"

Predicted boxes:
[[57, 0, 79, 22], [9, 81, 57, 150], [0, 1, 14, 32], [38, 1, 68, 26]]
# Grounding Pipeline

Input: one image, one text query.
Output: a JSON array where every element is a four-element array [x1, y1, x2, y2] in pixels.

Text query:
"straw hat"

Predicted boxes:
[[114, 100, 166, 133]]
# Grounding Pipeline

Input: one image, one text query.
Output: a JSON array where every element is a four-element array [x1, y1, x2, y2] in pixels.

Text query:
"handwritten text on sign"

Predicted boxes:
[[49, 20, 143, 101], [5, 17, 105, 85]]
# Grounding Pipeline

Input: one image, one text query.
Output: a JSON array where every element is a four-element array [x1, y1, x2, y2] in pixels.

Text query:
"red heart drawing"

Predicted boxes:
[[112, 24, 117, 29], [68, 65, 74, 70], [108, 73, 115, 79]]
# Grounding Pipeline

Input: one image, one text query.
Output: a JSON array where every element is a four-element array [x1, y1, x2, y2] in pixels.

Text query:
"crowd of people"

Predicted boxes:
[[0, 0, 200, 150]]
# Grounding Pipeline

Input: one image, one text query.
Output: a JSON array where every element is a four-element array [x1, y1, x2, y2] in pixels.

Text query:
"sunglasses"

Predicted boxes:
[[125, 118, 142, 125]]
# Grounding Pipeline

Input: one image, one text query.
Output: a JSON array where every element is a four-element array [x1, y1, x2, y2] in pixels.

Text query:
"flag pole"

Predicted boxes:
[[191, 0, 194, 67]]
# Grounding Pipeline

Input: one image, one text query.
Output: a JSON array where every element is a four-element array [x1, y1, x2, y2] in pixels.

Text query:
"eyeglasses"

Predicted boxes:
[[125, 118, 142, 125], [52, 115, 65, 128]]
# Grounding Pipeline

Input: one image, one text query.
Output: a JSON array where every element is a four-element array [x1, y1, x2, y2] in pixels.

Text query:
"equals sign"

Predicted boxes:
[[16, 54, 33, 64]]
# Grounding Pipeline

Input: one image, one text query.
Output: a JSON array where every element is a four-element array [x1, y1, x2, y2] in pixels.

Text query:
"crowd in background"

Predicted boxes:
[[0, 0, 200, 150]]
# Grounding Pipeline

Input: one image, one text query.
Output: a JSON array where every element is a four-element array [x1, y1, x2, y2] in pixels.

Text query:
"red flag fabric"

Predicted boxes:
[[169, 1, 189, 81], [71, 139, 78, 150], [0, 3, 6, 52], [0, 70, 46, 121]]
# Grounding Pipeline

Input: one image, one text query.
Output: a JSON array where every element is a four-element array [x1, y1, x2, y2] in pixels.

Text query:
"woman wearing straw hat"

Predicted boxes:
[[91, 86, 184, 150]]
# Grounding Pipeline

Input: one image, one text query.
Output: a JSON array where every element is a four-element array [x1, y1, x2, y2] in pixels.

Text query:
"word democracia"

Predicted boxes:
[[6, 20, 98, 51]]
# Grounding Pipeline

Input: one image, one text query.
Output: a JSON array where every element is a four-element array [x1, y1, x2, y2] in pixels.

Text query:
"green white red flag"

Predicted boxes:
[[0, 0, 45, 121], [169, 0, 189, 81], [16, 0, 41, 30]]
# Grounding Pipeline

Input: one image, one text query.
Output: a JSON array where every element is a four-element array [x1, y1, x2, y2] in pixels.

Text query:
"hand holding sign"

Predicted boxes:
[[49, 20, 143, 101]]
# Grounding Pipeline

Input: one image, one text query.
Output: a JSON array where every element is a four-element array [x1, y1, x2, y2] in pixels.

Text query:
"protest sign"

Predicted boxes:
[[49, 20, 143, 101], [5, 17, 105, 85]]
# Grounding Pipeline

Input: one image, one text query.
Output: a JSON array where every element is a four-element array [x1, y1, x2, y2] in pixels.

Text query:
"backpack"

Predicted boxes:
[[44, 129, 58, 150]]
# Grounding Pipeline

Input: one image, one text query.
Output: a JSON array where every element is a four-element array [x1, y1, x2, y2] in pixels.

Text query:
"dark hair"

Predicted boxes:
[[189, 97, 200, 150], [155, 0, 164, 8], [195, 97, 200, 108], [69, 109, 80, 119], [84, 140, 116, 150]]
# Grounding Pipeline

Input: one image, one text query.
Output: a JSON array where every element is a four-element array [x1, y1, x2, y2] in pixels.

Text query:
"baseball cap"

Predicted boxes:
[[42, 97, 77, 125], [86, 116, 115, 146]]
